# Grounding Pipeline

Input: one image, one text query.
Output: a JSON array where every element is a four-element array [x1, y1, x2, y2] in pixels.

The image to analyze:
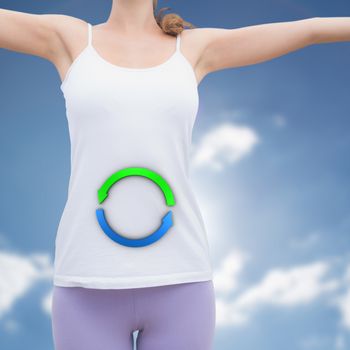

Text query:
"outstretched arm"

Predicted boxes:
[[0, 8, 64, 61], [195, 17, 350, 77]]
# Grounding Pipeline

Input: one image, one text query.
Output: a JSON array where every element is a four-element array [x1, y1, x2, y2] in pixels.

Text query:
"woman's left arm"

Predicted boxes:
[[195, 17, 350, 76]]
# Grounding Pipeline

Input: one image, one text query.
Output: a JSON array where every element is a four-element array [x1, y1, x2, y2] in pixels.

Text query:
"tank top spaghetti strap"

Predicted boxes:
[[61, 22, 192, 89], [55, 21, 212, 289]]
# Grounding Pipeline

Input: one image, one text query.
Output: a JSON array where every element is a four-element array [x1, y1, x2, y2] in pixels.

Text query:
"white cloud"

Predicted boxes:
[[213, 257, 340, 327], [330, 264, 350, 331], [0, 250, 53, 319], [332, 287, 350, 329], [213, 249, 250, 294], [233, 261, 338, 307], [191, 122, 259, 171], [215, 296, 249, 326], [41, 289, 53, 316]]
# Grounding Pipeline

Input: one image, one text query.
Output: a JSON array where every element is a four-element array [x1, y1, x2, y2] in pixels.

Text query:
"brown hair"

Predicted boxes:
[[153, 0, 195, 36]]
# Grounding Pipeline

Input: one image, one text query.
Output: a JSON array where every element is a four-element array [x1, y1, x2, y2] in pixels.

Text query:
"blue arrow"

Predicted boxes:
[[95, 208, 174, 247]]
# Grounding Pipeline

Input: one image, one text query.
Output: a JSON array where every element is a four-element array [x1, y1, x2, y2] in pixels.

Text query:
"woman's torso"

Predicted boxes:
[[54, 21, 213, 289]]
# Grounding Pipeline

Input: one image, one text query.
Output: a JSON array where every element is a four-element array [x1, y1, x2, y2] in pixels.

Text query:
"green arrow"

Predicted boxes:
[[97, 167, 176, 206]]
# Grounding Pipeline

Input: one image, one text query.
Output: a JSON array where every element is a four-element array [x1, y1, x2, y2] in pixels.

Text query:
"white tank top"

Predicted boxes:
[[54, 21, 213, 289]]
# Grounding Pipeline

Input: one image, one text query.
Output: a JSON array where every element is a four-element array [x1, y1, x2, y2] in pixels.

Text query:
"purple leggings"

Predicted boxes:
[[51, 280, 216, 350]]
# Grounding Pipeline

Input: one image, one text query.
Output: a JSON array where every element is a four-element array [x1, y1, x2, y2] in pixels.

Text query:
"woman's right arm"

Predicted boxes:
[[0, 8, 65, 61], [0, 9, 89, 83]]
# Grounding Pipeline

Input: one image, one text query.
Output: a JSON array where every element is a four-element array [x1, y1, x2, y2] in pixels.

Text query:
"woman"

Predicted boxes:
[[1, 1, 349, 349]]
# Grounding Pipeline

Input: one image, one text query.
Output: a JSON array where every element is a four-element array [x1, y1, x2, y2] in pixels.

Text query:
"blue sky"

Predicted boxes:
[[1, 1, 350, 350]]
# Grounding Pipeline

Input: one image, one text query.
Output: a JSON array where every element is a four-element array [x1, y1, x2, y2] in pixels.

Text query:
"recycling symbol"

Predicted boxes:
[[96, 167, 176, 248]]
